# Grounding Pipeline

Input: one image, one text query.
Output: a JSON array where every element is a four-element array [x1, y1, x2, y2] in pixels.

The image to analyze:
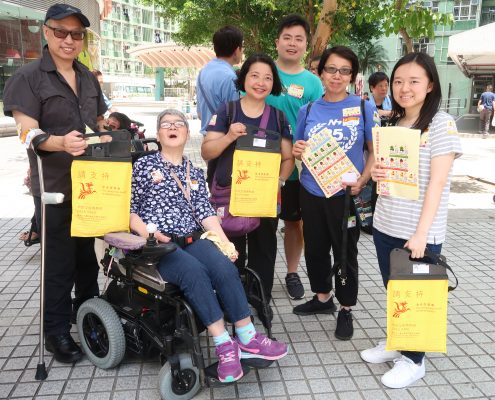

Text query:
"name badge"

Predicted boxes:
[[253, 138, 267, 148], [190, 179, 199, 190], [413, 263, 430, 274], [287, 84, 304, 99]]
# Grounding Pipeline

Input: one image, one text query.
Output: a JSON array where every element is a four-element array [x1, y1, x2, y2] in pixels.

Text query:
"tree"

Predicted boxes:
[[354, 42, 388, 74], [144, 0, 453, 58], [355, 0, 454, 53]]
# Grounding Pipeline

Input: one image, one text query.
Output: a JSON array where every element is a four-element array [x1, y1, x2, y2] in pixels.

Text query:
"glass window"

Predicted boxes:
[[481, 6, 495, 25], [453, 0, 478, 21], [398, 37, 435, 58]]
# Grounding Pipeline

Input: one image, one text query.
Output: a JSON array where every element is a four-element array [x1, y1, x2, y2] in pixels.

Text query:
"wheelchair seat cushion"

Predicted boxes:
[[104, 232, 146, 250]]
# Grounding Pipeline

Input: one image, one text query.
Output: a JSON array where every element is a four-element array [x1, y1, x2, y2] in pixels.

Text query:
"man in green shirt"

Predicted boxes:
[[266, 14, 323, 300]]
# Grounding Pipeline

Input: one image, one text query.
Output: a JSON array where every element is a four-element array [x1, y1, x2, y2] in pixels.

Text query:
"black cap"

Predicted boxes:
[[44, 4, 90, 28]]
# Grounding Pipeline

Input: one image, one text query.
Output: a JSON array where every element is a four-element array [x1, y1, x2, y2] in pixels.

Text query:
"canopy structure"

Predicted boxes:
[[127, 43, 215, 68], [448, 23, 495, 77]]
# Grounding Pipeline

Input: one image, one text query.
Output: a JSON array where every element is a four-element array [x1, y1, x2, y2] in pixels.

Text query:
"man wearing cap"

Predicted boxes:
[[3, 4, 107, 363]]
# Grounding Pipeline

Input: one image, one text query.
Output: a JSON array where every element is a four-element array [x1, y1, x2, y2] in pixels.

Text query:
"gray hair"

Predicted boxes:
[[156, 109, 189, 131]]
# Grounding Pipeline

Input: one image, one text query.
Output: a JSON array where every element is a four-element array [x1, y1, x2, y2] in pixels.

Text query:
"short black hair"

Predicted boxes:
[[213, 26, 243, 58], [318, 46, 359, 83], [277, 14, 310, 39], [389, 52, 441, 132], [108, 112, 132, 130], [310, 55, 321, 63], [368, 71, 389, 88], [236, 53, 283, 96]]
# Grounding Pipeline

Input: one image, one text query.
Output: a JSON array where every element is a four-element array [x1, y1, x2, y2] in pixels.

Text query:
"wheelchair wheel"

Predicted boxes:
[[77, 298, 126, 369], [158, 353, 200, 400]]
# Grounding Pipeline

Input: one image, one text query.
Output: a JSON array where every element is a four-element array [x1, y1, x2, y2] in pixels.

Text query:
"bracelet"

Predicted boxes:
[[278, 177, 286, 187]]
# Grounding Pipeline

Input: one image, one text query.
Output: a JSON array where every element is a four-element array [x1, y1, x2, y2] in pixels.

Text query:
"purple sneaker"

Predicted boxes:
[[235, 333, 288, 360], [215, 340, 243, 383]]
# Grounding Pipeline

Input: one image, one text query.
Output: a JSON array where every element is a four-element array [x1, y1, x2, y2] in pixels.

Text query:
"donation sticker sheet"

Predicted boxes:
[[372, 126, 420, 200], [302, 128, 360, 198]]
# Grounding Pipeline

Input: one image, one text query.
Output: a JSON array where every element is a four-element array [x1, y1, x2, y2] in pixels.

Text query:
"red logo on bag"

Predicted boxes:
[[393, 302, 411, 318], [78, 182, 96, 199], [235, 170, 250, 184]]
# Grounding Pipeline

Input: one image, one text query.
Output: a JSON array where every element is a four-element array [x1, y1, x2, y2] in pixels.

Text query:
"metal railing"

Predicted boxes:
[[439, 98, 467, 117]]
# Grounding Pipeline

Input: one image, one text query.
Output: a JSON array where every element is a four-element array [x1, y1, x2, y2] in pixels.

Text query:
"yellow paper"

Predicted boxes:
[[386, 279, 448, 353], [373, 126, 420, 200], [71, 160, 131, 237], [229, 150, 281, 218], [302, 128, 360, 198]]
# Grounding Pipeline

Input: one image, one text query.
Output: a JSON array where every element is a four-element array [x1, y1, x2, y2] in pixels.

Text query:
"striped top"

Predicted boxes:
[[373, 111, 462, 244]]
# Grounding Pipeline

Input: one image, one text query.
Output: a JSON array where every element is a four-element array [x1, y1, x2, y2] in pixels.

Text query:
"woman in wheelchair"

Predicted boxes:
[[130, 109, 288, 383]]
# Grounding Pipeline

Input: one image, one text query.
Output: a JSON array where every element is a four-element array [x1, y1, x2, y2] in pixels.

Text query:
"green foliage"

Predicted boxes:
[[353, 42, 388, 74], [142, 0, 453, 56], [356, 0, 454, 41]]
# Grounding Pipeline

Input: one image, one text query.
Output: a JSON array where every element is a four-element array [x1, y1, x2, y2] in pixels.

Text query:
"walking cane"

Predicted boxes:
[[35, 154, 64, 380]]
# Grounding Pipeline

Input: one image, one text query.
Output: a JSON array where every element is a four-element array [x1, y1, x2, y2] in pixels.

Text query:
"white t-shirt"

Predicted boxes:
[[373, 111, 463, 244]]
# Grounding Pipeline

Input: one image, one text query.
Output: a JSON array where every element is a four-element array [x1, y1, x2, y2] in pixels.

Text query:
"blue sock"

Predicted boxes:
[[236, 322, 256, 345], [213, 330, 231, 347]]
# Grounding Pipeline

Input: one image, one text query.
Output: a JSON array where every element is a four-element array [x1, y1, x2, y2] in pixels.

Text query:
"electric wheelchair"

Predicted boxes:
[[75, 132, 275, 400]]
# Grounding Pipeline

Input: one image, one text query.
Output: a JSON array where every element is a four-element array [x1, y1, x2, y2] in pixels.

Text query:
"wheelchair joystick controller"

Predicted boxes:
[[141, 223, 177, 261], [146, 223, 158, 247]]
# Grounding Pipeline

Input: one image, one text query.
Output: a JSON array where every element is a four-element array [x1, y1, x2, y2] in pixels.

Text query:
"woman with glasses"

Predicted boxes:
[[292, 46, 377, 340], [130, 109, 288, 384]]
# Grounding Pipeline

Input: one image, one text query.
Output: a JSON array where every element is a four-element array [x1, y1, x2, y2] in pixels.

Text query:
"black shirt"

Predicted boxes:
[[3, 46, 107, 200]]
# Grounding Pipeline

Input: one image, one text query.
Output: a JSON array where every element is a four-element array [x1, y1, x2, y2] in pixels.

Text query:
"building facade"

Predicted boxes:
[[99, 0, 177, 82], [374, 0, 495, 116]]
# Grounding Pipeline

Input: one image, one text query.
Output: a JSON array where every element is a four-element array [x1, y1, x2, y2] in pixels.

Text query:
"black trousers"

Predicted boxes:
[[35, 198, 100, 335], [300, 187, 360, 307], [231, 217, 278, 301]]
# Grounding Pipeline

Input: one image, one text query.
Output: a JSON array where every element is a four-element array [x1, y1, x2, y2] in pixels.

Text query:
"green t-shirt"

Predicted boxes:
[[266, 67, 323, 180]]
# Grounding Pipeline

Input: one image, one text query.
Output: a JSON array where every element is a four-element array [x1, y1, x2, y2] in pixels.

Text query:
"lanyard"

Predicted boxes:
[[166, 158, 204, 230], [169, 160, 192, 207]]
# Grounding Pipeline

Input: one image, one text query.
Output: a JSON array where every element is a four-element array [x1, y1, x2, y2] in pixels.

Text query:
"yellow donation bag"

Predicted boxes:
[[386, 248, 458, 353], [71, 131, 132, 237], [229, 122, 282, 218]]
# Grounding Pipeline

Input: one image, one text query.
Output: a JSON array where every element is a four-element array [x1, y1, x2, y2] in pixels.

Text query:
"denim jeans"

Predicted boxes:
[[372, 228, 442, 364], [158, 239, 251, 327]]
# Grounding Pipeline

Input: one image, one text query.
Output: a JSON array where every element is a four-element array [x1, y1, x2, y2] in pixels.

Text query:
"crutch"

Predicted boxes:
[[35, 154, 64, 380]]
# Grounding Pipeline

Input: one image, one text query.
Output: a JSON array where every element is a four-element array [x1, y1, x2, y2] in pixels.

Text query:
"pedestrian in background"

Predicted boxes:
[[196, 25, 243, 186], [478, 83, 495, 136], [362, 52, 462, 389], [368, 71, 392, 123], [3, 3, 107, 363]]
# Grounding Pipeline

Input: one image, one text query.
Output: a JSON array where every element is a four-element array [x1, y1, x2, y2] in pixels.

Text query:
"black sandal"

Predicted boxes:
[[20, 227, 40, 246]]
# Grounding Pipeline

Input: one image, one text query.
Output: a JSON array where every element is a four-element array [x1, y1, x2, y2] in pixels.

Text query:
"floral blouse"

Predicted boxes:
[[131, 153, 215, 236]]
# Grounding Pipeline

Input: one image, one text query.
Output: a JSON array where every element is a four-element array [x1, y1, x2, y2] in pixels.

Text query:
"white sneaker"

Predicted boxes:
[[360, 341, 401, 364], [381, 355, 425, 389]]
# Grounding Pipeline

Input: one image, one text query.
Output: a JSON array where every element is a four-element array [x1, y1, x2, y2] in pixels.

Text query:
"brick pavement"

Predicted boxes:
[[1, 132, 495, 400]]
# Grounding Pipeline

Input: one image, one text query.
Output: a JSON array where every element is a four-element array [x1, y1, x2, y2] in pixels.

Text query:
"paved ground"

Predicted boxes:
[[1, 125, 495, 400]]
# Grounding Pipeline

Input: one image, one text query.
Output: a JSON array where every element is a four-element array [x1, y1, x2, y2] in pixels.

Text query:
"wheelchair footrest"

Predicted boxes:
[[204, 361, 251, 387]]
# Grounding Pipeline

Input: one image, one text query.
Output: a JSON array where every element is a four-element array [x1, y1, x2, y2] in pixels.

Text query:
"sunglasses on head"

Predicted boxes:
[[44, 24, 86, 40]]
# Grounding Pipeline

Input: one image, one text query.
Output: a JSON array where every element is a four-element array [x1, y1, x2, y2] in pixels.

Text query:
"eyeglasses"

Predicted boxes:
[[44, 24, 86, 41], [160, 121, 186, 129], [322, 66, 353, 76]]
